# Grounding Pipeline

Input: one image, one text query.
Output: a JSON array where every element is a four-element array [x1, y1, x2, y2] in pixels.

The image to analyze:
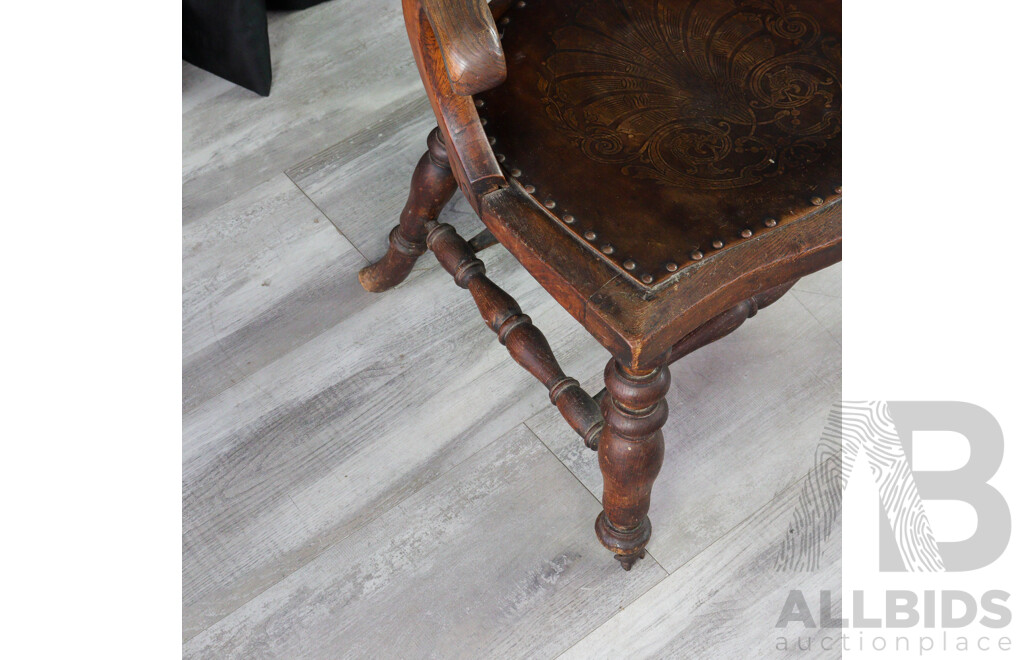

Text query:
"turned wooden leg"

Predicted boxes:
[[595, 359, 671, 570], [424, 221, 604, 447], [358, 127, 457, 293]]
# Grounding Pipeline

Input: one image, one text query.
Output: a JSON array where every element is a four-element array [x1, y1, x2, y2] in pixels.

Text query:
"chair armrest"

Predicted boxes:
[[421, 0, 506, 96]]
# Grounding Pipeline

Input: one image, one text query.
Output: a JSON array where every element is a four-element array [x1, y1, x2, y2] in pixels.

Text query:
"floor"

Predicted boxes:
[[182, 2, 841, 657]]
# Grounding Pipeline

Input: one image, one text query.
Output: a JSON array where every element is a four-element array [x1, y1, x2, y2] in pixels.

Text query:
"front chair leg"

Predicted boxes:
[[595, 358, 671, 570], [359, 127, 457, 293]]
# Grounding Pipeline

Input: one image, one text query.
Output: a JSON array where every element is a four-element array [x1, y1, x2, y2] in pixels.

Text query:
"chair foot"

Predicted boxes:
[[595, 359, 670, 569], [596, 512, 651, 570], [358, 226, 428, 292], [359, 127, 456, 293], [617, 550, 646, 571]]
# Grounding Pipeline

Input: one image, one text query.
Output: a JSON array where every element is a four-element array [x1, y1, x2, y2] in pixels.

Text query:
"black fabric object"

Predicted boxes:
[[183, 0, 331, 97]]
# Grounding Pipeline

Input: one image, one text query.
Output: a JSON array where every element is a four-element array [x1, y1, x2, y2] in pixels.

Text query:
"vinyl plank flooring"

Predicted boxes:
[[183, 239, 610, 640], [183, 174, 368, 414], [526, 270, 841, 573], [791, 265, 842, 345], [182, 0, 425, 220], [183, 425, 667, 659], [286, 97, 485, 263], [792, 263, 842, 298], [792, 289, 841, 346], [559, 476, 841, 659], [184, 0, 842, 651]]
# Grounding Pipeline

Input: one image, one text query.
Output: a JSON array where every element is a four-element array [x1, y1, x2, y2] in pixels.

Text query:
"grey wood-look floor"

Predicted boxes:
[[182, 1, 841, 657]]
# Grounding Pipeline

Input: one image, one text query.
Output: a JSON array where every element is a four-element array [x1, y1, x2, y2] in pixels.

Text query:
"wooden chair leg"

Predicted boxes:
[[595, 359, 671, 570], [424, 220, 605, 448], [358, 127, 457, 293]]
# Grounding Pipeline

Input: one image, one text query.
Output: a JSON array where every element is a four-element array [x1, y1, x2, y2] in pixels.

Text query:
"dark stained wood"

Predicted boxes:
[[421, 0, 506, 96], [362, 0, 842, 568], [595, 360, 671, 570], [359, 128, 456, 292], [477, 0, 841, 289], [478, 185, 619, 323], [467, 227, 498, 253], [589, 278, 800, 403], [425, 220, 605, 449], [666, 280, 798, 365], [586, 201, 841, 370], [403, 0, 506, 199], [487, 0, 516, 20]]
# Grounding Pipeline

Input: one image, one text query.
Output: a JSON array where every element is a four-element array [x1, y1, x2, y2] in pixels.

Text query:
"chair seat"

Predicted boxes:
[[476, 0, 841, 288]]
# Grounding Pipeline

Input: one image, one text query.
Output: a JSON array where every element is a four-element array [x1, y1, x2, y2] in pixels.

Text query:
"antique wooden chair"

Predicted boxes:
[[360, 0, 840, 570]]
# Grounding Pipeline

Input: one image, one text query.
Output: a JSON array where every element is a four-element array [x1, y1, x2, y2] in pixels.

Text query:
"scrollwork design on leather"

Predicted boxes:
[[539, 0, 841, 189]]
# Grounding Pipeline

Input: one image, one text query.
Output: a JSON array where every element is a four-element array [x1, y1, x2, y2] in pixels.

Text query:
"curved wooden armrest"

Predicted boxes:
[[422, 0, 506, 96]]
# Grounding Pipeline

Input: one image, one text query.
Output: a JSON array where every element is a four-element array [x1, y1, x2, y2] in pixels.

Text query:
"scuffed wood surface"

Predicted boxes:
[[421, 0, 506, 95], [527, 266, 841, 573], [182, 0, 842, 653], [560, 475, 841, 658], [184, 426, 665, 659]]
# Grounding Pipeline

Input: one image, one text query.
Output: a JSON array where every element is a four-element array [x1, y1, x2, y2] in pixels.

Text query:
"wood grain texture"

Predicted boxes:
[[404, 0, 506, 198], [184, 426, 666, 659], [286, 97, 486, 265], [664, 280, 795, 365], [183, 0, 842, 651], [595, 362, 671, 569], [560, 475, 841, 659], [422, 0, 506, 95], [425, 220, 604, 447], [183, 174, 367, 414], [791, 264, 842, 345], [527, 266, 840, 572], [358, 128, 458, 292], [183, 236, 610, 640], [183, 0, 424, 220]]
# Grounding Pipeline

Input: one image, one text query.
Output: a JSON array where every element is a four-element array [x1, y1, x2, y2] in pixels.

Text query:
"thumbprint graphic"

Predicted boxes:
[[776, 401, 944, 572]]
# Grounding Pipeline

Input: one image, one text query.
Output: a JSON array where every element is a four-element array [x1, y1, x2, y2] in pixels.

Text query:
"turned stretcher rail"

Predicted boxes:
[[467, 227, 498, 253], [425, 219, 604, 449]]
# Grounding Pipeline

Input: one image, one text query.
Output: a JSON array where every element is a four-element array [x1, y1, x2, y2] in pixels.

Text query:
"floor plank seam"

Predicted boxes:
[[791, 292, 840, 347], [283, 171, 372, 266], [184, 4, 840, 644], [554, 471, 840, 659], [521, 425, 680, 660], [664, 472, 809, 579], [525, 423, 603, 521], [185, 413, 560, 642], [182, 173, 274, 229], [792, 286, 840, 299], [283, 92, 430, 182], [524, 408, 823, 607]]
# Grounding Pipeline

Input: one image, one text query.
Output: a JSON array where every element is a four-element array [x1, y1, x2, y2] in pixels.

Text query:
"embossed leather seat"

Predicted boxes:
[[478, 0, 841, 288], [359, 0, 841, 570]]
